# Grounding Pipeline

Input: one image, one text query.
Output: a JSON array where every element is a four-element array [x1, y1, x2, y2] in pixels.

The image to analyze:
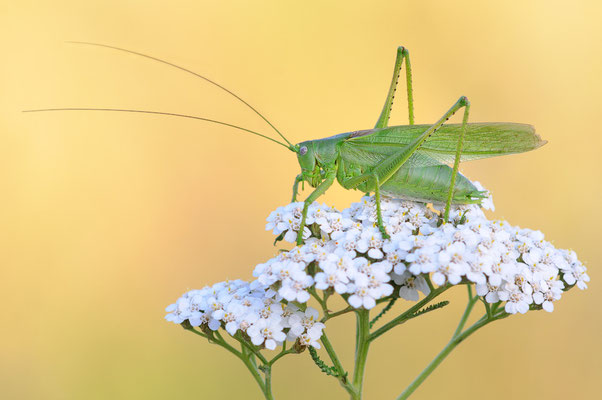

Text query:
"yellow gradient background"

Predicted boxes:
[[1, 1, 601, 399]]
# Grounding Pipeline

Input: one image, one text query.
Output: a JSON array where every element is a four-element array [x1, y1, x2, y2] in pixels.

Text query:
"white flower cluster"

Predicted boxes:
[[165, 280, 325, 350], [166, 184, 589, 348], [261, 186, 588, 314]]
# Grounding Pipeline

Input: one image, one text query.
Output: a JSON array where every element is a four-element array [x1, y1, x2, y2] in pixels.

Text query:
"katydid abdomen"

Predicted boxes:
[[337, 156, 481, 205], [336, 121, 542, 205], [378, 164, 481, 204]]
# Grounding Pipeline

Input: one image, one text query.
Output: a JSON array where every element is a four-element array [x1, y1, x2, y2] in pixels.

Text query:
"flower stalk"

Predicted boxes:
[[351, 309, 371, 399], [396, 288, 510, 400]]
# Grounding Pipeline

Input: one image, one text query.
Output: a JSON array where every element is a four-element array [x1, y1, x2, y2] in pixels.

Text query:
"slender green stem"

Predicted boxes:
[[213, 332, 269, 397], [452, 285, 477, 337], [268, 347, 295, 366], [241, 353, 270, 398], [322, 306, 354, 322], [351, 310, 371, 399], [242, 342, 258, 368], [395, 290, 510, 400], [424, 275, 435, 293], [263, 366, 273, 400], [482, 298, 492, 319], [185, 326, 210, 340], [395, 316, 492, 400], [234, 333, 269, 365], [186, 328, 273, 400], [190, 328, 231, 354], [209, 330, 243, 359], [309, 287, 328, 311], [319, 331, 357, 396], [321, 332, 346, 377]]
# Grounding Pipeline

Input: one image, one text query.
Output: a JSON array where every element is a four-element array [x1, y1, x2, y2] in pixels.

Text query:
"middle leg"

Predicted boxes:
[[339, 173, 388, 238]]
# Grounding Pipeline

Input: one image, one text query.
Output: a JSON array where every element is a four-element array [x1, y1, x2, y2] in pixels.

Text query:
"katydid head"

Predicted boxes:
[[295, 140, 324, 188], [296, 141, 315, 170]]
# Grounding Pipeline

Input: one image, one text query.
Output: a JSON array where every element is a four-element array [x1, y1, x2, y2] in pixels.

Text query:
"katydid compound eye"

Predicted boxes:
[[299, 146, 308, 155]]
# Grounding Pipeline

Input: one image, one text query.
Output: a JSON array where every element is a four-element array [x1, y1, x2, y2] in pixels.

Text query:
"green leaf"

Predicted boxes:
[[308, 346, 346, 378], [412, 300, 450, 318]]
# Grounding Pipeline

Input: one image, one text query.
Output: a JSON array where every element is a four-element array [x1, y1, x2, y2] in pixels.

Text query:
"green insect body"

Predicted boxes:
[[295, 121, 544, 203], [26, 43, 546, 246], [292, 86, 544, 243]]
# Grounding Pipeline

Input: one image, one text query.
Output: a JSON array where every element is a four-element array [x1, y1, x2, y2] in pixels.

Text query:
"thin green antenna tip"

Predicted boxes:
[[63, 41, 296, 149]]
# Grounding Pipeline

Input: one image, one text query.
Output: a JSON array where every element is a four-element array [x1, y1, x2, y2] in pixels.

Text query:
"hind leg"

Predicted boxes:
[[374, 46, 415, 129]]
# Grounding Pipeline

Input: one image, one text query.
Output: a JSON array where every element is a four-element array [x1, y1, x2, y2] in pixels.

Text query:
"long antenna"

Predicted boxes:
[[23, 108, 292, 149], [67, 41, 296, 150]]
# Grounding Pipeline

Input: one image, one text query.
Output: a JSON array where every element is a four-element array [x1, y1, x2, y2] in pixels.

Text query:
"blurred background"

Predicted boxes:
[[1, 1, 601, 399]]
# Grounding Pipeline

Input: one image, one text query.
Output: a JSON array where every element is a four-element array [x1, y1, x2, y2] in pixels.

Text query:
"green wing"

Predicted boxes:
[[341, 122, 546, 168]]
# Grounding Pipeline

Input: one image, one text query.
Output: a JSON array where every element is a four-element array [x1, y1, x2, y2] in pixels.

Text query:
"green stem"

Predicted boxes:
[[482, 298, 492, 319], [452, 285, 477, 337], [309, 287, 328, 311], [213, 331, 244, 359], [395, 316, 491, 400], [242, 342, 257, 368], [234, 333, 269, 365], [424, 275, 435, 293], [213, 332, 270, 398], [321, 332, 347, 378], [351, 310, 371, 400], [185, 326, 210, 340], [196, 329, 241, 359], [186, 328, 272, 400], [268, 346, 295, 366], [322, 306, 354, 322], [395, 298, 510, 400], [263, 366, 273, 400], [318, 331, 358, 397], [241, 353, 270, 399]]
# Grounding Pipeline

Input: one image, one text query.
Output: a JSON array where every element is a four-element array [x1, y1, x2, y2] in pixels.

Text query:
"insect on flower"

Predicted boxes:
[[25, 43, 546, 245]]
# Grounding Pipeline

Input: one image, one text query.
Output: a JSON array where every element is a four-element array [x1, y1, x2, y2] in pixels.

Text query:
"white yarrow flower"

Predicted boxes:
[[167, 185, 588, 352]]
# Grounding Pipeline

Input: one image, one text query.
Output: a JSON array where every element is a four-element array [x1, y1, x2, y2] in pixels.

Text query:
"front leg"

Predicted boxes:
[[296, 171, 336, 245], [292, 174, 303, 202]]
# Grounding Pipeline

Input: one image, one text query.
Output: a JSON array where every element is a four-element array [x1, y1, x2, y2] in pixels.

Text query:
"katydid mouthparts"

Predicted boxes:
[[25, 43, 546, 245]]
